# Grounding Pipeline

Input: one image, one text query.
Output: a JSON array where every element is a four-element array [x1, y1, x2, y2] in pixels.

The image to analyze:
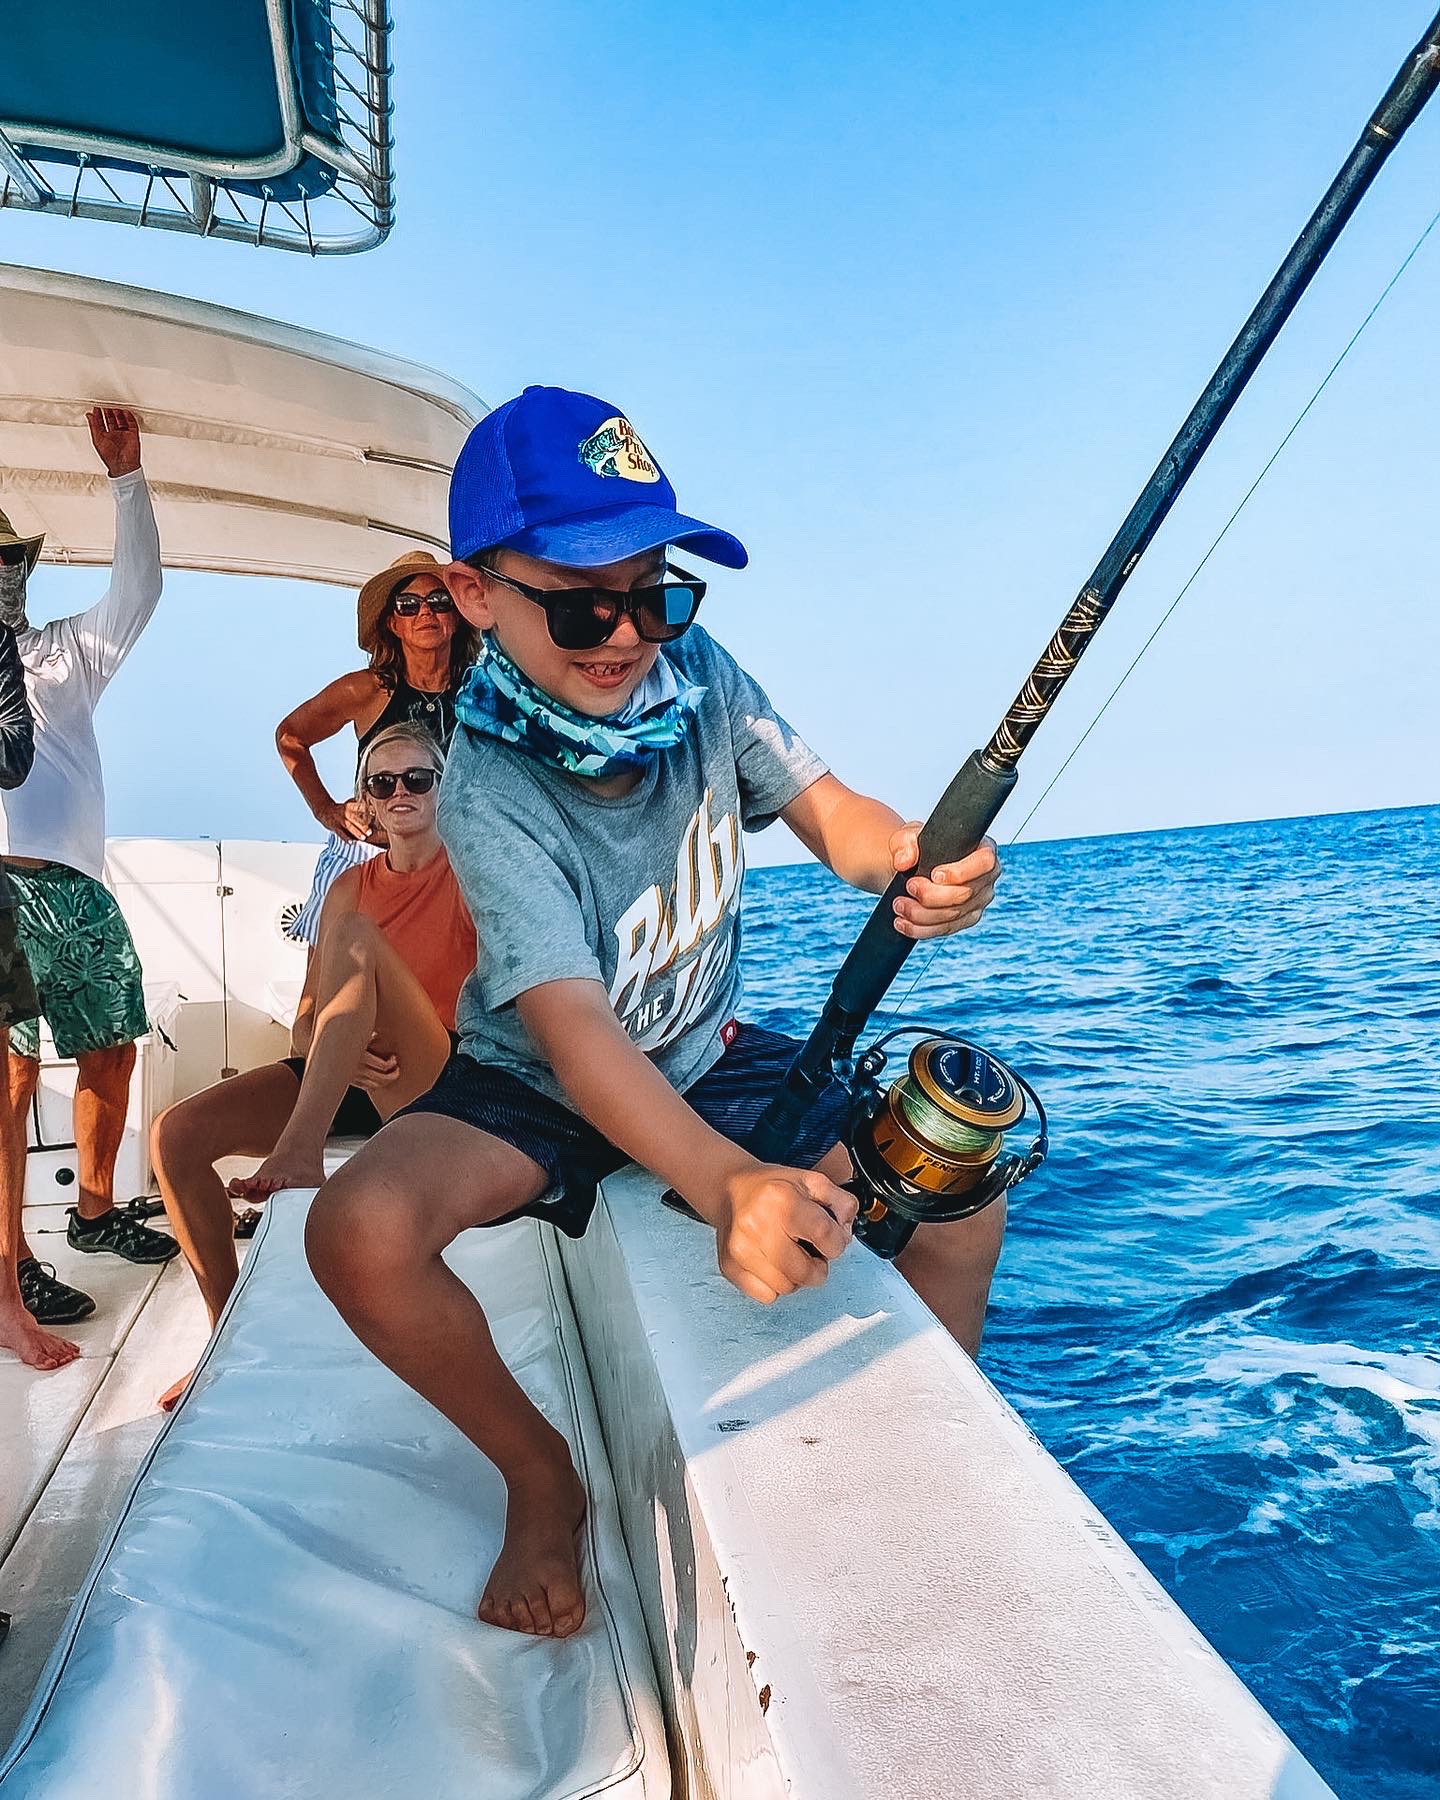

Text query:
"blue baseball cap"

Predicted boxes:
[[449, 385, 748, 570]]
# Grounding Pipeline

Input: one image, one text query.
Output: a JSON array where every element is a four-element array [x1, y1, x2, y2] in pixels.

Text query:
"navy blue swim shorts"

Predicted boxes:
[[396, 1021, 851, 1238], [281, 1055, 384, 1140]]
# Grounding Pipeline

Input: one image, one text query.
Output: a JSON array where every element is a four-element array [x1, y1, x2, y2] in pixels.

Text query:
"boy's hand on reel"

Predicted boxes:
[[711, 1164, 857, 1303], [888, 827, 1001, 939]]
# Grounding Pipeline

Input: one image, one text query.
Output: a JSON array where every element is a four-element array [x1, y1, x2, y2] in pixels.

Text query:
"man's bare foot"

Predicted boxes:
[[227, 1143, 326, 1202], [156, 1369, 193, 1412], [479, 1463, 588, 1638], [0, 1302, 81, 1371]]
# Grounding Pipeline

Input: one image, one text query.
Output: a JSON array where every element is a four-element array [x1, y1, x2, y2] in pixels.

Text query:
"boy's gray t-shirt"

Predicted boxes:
[[438, 626, 827, 1105]]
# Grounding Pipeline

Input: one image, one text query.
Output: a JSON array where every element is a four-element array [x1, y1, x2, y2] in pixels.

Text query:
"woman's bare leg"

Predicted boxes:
[[306, 1114, 587, 1637], [234, 914, 452, 1199], [151, 1064, 304, 1326], [150, 1063, 309, 1408]]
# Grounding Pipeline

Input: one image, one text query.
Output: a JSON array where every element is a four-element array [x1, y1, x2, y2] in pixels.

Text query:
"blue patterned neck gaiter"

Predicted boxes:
[[455, 636, 706, 778]]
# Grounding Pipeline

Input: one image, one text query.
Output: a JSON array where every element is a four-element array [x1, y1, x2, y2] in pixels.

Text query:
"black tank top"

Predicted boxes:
[[356, 676, 460, 760]]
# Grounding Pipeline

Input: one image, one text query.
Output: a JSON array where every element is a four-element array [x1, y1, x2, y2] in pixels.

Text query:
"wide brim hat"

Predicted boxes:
[[0, 507, 45, 577], [356, 550, 448, 653]]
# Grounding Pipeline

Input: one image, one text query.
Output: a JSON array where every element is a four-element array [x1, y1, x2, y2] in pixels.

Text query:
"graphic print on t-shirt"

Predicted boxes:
[[608, 787, 742, 1051]]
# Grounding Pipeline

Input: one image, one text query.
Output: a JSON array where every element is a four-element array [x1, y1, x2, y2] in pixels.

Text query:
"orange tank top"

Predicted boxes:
[[354, 846, 476, 1032]]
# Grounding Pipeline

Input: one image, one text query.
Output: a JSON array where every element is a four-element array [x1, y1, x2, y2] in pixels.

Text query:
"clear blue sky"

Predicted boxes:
[[7, 0, 1438, 862]]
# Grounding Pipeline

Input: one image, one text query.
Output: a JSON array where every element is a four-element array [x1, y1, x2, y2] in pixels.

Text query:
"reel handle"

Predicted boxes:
[[846, 1185, 920, 1261]]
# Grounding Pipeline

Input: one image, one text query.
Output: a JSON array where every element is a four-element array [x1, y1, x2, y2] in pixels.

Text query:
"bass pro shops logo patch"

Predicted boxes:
[[577, 416, 661, 483]]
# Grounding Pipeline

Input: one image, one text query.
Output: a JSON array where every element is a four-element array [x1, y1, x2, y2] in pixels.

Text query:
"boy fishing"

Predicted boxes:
[[306, 387, 1001, 1640]]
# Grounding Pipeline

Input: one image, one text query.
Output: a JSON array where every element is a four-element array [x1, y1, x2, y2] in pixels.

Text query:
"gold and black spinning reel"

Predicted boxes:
[[842, 1029, 1047, 1259]]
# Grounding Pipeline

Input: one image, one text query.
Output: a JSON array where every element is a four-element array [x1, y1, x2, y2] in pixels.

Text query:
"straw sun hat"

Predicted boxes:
[[356, 550, 450, 654], [0, 507, 45, 575]]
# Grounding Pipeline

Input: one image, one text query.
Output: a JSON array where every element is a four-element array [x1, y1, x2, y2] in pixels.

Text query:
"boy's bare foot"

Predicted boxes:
[[0, 1302, 81, 1371], [227, 1143, 326, 1201], [156, 1369, 193, 1412], [479, 1463, 588, 1638]]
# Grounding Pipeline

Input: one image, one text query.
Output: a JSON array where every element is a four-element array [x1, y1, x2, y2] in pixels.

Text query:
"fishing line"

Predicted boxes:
[[867, 197, 1440, 1041], [1007, 198, 1440, 848], [891, 1077, 1001, 1159], [751, 15, 1440, 1254]]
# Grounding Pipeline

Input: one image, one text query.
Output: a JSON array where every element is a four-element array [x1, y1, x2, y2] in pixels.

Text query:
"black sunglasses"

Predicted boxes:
[[390, 591, 455, 617], [481, 560, 706, 651], [362, 766, 438, 799]]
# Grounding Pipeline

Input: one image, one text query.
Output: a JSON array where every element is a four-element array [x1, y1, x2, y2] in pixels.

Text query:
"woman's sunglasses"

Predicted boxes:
[[481, 560, 706, 651], [362, 767, 438, 799], [390, 590, 455, 617]]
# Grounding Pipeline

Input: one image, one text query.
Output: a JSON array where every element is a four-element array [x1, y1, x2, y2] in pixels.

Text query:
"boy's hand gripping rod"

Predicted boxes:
[[748, 9, 1440, 1165]]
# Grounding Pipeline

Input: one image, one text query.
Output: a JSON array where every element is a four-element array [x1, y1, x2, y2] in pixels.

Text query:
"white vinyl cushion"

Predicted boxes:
[[0, 1199, 669, 1800]]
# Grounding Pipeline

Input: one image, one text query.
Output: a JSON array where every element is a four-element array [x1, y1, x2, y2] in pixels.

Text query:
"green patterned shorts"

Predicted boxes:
[[6, 863, 148, 1059], [0, 907, 40, 1033]]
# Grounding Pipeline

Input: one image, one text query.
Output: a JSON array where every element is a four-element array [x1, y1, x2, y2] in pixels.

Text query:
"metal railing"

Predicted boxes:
[[0, 0, 395, 255]]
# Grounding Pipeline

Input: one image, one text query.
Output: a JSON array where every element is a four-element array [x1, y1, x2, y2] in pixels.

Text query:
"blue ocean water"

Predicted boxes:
[[741, 803, 1440, 1800]]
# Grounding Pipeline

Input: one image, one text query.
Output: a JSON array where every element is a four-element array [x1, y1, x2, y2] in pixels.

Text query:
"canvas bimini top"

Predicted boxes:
[[0, 263, 485, 586], [0, 0, 395, 254]]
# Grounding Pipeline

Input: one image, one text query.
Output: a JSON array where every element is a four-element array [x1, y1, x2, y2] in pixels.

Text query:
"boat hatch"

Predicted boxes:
[[0, 0, 395, 255]]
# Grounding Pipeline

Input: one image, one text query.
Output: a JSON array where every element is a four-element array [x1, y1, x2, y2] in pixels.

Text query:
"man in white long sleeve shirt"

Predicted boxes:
[[0, 527, 50, 1369], [1, 408, 179, 1337]]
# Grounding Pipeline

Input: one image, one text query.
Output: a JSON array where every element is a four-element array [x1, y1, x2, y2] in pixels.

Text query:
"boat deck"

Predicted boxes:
[[0, 1151, 350, 1743], [0, 1186, 668, 1800], [1, 1202, 206, 1743]]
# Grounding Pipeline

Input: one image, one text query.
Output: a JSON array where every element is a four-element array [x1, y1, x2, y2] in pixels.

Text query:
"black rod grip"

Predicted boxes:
[[831, 750, 1017, 1021], [745, 752, 1016, 1163]]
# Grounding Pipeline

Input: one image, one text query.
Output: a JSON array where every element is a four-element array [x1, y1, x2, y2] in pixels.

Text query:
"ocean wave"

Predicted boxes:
[[746, 802, 1440, 1799]]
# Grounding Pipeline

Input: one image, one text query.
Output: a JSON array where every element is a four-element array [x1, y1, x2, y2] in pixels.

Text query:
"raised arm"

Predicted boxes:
[[68, 409, 164, 693], [517, 979, 855, 1303], [0, 623, 34, 790], [276, 671, 385, 842]]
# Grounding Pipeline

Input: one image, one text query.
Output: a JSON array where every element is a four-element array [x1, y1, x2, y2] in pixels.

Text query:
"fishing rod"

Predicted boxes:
[[748, 9, 1440, 1258]]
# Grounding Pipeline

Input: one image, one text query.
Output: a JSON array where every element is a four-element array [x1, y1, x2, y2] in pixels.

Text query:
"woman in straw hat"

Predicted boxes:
[[277, 551, 479, 944]]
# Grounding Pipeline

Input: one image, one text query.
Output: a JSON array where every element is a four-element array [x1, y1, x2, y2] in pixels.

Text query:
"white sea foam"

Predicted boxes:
[[1091, 1332, 1440, 1532], [1202, 1336, 1440, 1425], [1202, 1335, 1440, 1529]]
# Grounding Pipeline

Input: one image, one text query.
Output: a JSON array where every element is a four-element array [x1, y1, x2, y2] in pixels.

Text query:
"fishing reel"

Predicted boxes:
[[840, 1027, 1047, 1260]]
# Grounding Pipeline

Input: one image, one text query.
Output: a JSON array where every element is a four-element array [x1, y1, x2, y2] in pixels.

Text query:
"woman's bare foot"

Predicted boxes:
[[227, 1142, 326, 1202], [156, 1369, 193, 1412], [0, 1301, 81, 1372], [479, 1462, 588, 1638]]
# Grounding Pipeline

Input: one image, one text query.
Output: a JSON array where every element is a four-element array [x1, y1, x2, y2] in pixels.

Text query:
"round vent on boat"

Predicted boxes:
[[277, 900, 305, 941]]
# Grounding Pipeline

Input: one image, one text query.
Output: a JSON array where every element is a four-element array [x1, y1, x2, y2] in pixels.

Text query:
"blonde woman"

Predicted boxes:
[[151, 723, 475, 1397]]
